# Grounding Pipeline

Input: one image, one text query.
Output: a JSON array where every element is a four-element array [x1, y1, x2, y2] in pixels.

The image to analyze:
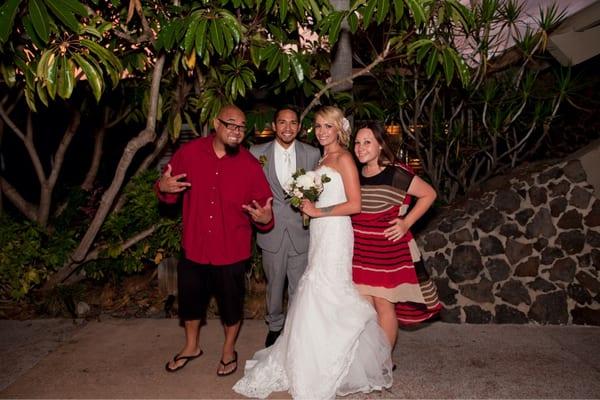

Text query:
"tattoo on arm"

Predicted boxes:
[[320, 206, 335, 216]]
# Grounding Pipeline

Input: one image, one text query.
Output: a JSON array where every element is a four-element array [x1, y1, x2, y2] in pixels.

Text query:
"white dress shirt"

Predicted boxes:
[[274, 141, 296, 186]]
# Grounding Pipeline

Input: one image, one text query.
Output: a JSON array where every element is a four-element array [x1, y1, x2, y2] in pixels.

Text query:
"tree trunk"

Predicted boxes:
[[329, 0, 352, 93], [0, 176, 37, 221], [42, 55, 166, 289], [81, 110, 108, 191], [38, 108, 80, 226]]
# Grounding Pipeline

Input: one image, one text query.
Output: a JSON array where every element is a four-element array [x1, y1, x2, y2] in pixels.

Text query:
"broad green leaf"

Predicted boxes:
[[448, 48, 470, 86], [208, 20, 224, 55], [307, 0, 322, 22], [195, 18, 208, 56], [29, 0, 51, 43], [22, 14, 45, 49], [25, 86, 38, 112], [46, 52, 59, 98], [156, 21, 174, 51], [172, 113, 182, 140], [266, 51, 280, 74], [221, 21, 234, 55], [36, 81, 49, 107], [392, 0, 404, 22], [173, 19, 187, 44], [73, 53, 103, 101], [0, 64, 17, 87], [289, 52, 304, 82], [170, 51, 180, 74], [36, 49, 54, 80], [416, 41, 431, 63], [442, 48, 454, 83], [294, 0, 306, 15], [57, 56, 75, 98], [54, 0, 88, 16], [218, 10, 242, 42], [44, 0, 81, 32], [405, 0, 426, 26], [0, 0, 21, 45], [202, 47, 210, 66], [279, 0, 288, 23], [96, 21, 112, 34], [376, 0, 389, 25], [407, 38, 433, 56], [267, 23, 286, 42], [279, 53, 290, 81], [265, 0, 275, 12], [347, 10, 358, 33], [447, 0, 473, 30], [82, 25, 103, 38], [80, 38, 122, 87], [225, 21, 241, 44], [425, 49, 438, 78], [260, 43, 278, 62], [362, 0, 377, 28], [236, 77, 246, 97], [327, 12, 344, 45], [240, 69, 255, 88], [184, 16, 199, 54], [249, 45, 261, 67]]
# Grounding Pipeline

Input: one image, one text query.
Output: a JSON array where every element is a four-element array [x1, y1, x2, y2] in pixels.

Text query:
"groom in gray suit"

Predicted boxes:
[[250, 106, 321, 347]]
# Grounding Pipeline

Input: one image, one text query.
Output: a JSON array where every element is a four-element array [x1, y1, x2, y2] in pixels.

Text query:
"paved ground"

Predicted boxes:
[[1, 318, 599, 399]]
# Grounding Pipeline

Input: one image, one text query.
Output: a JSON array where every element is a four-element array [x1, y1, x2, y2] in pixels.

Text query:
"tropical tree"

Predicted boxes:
[[0, 0, 583, 299], [0, 0, 335, 294]]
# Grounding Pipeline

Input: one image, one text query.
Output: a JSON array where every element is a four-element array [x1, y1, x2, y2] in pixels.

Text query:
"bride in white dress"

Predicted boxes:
[[233, 106, 393, 399]]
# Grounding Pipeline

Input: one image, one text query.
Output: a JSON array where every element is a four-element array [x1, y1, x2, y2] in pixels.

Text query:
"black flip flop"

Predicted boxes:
[[165, 350, 203, 373], [216, 351, 238, 377]]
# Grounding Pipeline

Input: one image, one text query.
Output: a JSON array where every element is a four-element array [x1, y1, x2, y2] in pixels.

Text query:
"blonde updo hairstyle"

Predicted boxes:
[[314, 106, 351, 147]]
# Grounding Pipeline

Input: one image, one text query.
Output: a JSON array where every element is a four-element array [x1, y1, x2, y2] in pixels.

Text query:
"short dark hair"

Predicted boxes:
[[273, 105, 300, 124]]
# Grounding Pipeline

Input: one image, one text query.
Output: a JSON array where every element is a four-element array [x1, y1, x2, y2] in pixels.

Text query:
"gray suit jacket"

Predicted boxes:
[[250, 140, 321, 253]]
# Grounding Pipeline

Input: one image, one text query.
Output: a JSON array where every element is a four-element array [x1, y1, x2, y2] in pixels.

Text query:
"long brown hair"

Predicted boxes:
[[355, 121, 396, 167]]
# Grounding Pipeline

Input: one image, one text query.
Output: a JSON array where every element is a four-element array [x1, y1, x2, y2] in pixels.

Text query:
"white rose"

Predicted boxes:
[[293, 189, 303, 198], [283, 178, 295, 193], [305, 171, 317, 181], [296, 174, 314, 190]]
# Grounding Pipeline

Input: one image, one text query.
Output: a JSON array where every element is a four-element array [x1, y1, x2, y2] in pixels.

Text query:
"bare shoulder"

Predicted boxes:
[[336, 150, 356, 167], [330, 150, 356, 174]]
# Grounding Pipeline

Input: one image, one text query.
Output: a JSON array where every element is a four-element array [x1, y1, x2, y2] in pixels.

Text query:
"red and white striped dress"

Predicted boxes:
[[351, 165, 441, 325]]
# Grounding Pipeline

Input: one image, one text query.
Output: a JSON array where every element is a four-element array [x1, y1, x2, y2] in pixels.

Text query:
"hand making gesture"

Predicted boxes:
[[242, 197, 274, 225], [158, 164, 191, 193]]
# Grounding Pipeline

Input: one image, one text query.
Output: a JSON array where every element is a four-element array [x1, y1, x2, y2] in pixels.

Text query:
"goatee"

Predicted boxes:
[[225, 143, 240, 155]]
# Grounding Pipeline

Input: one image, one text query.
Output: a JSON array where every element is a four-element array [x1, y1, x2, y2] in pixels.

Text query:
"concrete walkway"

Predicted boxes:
[[1, 318, 599, 399]]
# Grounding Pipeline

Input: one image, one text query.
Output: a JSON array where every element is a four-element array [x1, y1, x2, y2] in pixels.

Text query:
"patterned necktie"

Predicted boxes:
[[283, 150, 292, 184]]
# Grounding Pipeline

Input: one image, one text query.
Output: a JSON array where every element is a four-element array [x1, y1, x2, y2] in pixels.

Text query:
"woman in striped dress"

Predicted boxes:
[[352, 121, 441, 349]]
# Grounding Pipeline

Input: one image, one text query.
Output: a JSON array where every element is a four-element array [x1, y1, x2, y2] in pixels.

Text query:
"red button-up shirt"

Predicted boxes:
[[156, 136, 273, 265]]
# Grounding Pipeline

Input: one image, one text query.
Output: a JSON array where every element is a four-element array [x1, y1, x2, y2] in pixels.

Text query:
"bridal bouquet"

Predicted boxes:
[[283, 169, 331, 227]]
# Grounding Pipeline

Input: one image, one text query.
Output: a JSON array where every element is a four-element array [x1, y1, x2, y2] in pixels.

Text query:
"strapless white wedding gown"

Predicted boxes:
[[233, 166, 393, 399]]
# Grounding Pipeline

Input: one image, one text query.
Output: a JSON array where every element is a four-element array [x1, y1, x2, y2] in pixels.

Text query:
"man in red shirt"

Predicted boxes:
[[157, 104, 273, 376]]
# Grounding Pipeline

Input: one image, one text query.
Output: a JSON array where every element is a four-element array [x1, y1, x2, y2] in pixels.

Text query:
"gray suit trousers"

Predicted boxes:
[[261, 231, 308, 331]]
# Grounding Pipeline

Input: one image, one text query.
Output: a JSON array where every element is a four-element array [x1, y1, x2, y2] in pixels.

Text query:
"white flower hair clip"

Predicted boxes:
[[342, 117, 350, 132]]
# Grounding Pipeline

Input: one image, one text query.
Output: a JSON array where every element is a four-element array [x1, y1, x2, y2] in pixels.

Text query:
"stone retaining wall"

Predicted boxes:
[[419, 159, 600, 324]]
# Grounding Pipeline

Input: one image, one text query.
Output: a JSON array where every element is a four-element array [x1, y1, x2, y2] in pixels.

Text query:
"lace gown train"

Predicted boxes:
[[233, 166, 393, 399]]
